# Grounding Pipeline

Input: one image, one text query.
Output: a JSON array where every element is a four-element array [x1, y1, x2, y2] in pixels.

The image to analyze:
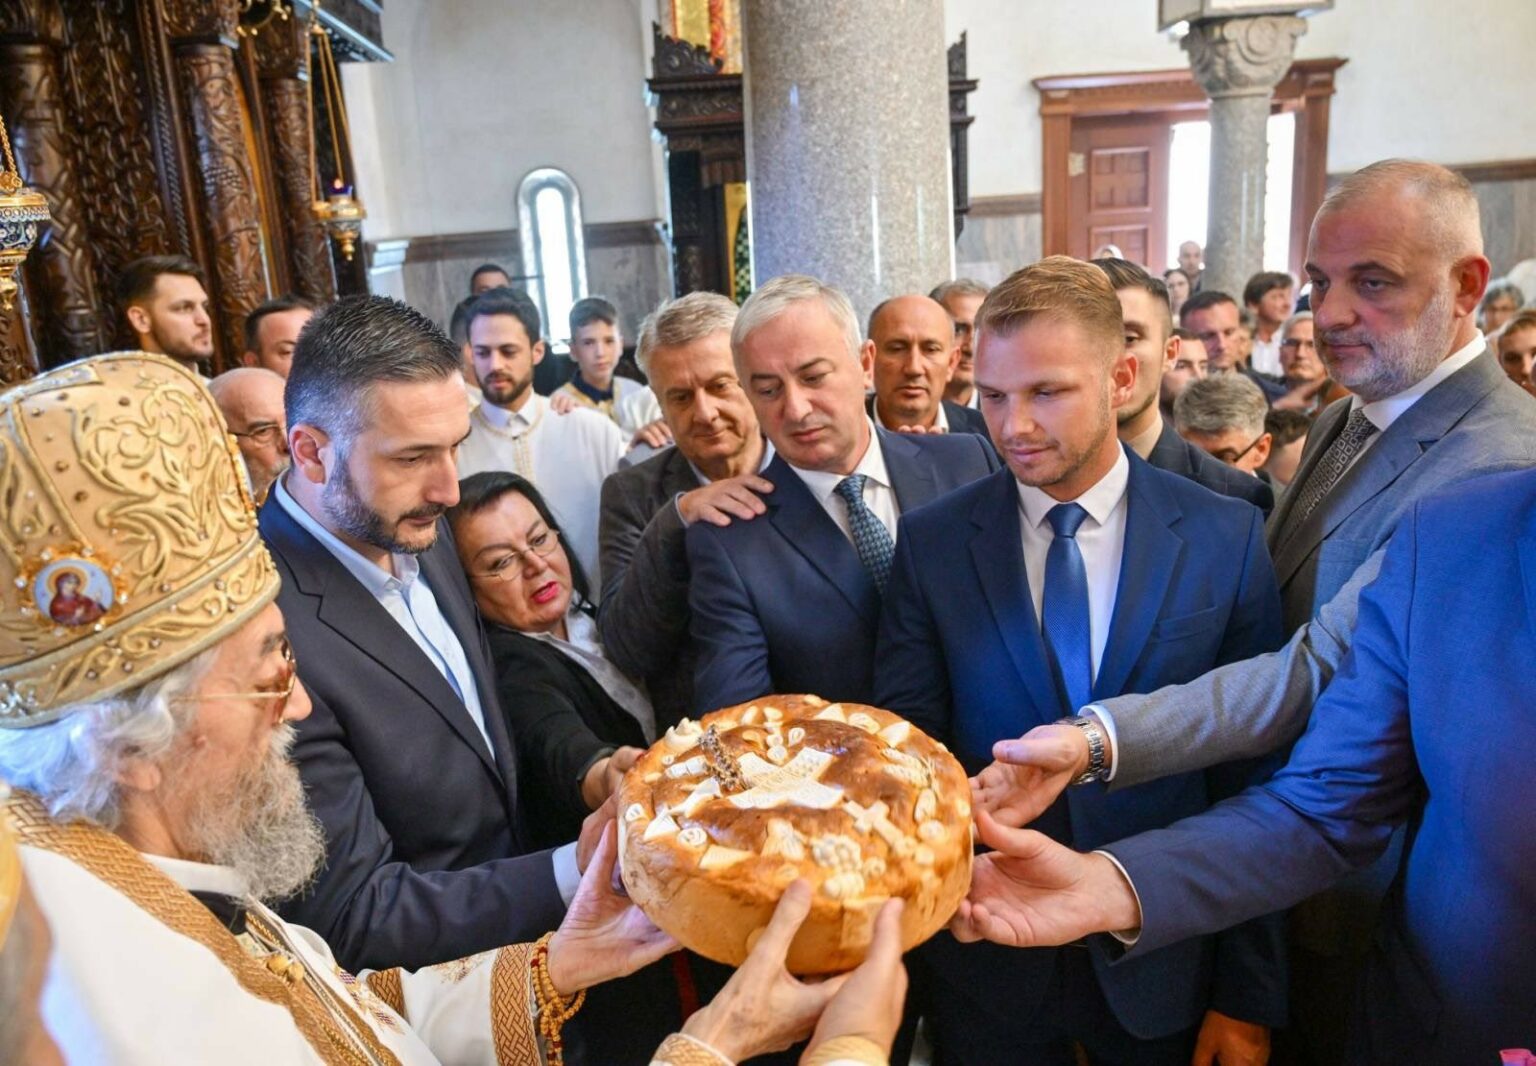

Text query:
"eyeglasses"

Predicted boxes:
[[1210, 433, 1268, 466], [172, 636, 297, 716], [472, 527, 561, 581], [1279, 338, 1317, 352], [230, 423, 286, 448]]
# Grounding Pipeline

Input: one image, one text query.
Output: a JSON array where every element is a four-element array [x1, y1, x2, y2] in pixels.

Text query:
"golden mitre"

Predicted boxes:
[[0, 353, 279, 727]]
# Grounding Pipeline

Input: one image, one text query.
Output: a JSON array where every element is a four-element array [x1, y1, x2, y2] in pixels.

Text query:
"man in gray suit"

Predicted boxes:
[[977, 159, 1536, 1064], [596, 292, 773, 729]]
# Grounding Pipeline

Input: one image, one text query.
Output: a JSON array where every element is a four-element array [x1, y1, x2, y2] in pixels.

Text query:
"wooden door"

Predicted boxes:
[[1067, 114, 1172, 270]]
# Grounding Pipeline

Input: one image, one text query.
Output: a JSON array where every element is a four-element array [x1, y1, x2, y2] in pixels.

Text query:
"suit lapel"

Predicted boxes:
[[1095, 459, 1181, 701], [763, 456, 880, 624], [1148, 421, 1194, 477], [263, 499, 503, 781], [967, 471, 1064, 720], [1267, 397, 1348, 555], [880, 427, 937, 512]]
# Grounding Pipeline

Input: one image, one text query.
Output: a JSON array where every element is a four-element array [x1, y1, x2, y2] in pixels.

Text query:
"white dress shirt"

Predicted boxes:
[[1015, 446, 1131, 684], [1344, 331, 1486, 472], [786, 421, 900, 545], [526, 607, 657, 742], [1249, 333, 1283, 377]]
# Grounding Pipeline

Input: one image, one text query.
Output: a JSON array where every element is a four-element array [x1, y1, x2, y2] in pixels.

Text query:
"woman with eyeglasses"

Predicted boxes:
[[448, 471, 652, 848]]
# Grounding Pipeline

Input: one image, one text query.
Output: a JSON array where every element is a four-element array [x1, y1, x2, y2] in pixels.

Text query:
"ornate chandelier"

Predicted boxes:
[[308, 5, 366, 261], [0, 112, 50, 312]]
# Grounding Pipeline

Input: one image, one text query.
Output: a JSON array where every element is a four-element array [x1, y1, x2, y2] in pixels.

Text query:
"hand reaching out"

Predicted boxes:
[[630, 419, 674, 450], [970, 722, 1090, 829], [805, 897, 908, 1059]]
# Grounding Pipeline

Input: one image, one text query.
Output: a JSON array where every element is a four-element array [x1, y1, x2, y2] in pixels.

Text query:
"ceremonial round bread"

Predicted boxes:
[[618, 694, 973, 974]]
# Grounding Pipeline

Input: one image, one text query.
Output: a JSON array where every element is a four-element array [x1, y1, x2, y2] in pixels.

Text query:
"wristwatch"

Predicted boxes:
[[1056, 714, 1109, 785]]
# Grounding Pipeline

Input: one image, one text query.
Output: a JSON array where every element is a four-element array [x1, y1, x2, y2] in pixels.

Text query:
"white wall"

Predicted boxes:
[[343, 0, 666, 239], [946, 0, 1536, 198]]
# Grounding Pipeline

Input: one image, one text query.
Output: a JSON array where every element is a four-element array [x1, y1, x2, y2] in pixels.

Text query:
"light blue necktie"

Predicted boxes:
[[834, 474, 895, 594], [1042, 502, 1092, 714]]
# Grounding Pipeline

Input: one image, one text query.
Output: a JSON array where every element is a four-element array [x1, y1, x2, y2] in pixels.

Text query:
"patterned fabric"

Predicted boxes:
[[364, 968, 405, 1017], [731, 202, 752, 304], [490, 943, 540, 1066], [1042, 503, 1092, 714], [834, 474, 896, 594], [1284, 408, 1378, 532], [648, 1032, 735, 1065], [800, 1035, 889, 1065]]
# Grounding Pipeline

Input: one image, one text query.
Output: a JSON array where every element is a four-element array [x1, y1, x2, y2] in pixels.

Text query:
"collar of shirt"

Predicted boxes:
[[685, 436, 777, 486], [1350, 331, 1486, 432], [788, 419, 891, 506], [524, 607, 657, 741], [477, 392, 545, 433], [874, 397, 949, 433], [571, 376, 614, 404], [1016, 444, 1131, 531], [1124, 412, 1164, 462], [272, 475, 420, 593], [144, 852, 251, 899]]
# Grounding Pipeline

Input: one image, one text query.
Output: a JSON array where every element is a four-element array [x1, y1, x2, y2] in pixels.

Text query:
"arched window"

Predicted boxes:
[[517, 168, 588, 351]]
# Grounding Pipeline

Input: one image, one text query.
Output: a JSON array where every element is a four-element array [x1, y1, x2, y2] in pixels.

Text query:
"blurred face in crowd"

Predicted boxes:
[[472, 270, 511, 295], [1279, 318, 1326, 387], [1113, 286, 1172, 430], [292, 375, 470, 561], [1483, 294, 1519, 334], [1265, 431, 1308, 488], [1161, 335, 1208, 411], [125, 603, 323, 903], [977, 314, 1135, 502], [738, 299, 873, 475], [471, 312, 544, 413], [1179, 241, 1203, 276], [1182, 424, 1271, 475], [244, 308, 312, 378], [1254, 285, 1294, 330], [1305, 189, 1483, 403], [647, 330, 758, 475], [571, 320, 621, 391], [127, 273, 214, 366], [1498, 324, 1536, 387], [454, 490, 573, 636], [867, 296, 958, 428], [937, 291, 985, 398], [1182, 300, 1244, 372], [1164, 270, 1191, 312], [214, 369, 289, 500]]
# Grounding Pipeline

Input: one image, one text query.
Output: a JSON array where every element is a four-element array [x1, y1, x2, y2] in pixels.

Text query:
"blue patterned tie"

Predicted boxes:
[[1042, 502, 1092, 714], [834, 474, 895, 594]]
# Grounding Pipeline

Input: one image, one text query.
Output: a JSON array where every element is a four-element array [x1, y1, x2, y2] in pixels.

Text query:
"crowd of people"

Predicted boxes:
[[1, 157, 1533, 1066]]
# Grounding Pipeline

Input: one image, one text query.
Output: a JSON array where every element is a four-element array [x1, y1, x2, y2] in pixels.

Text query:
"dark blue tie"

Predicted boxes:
[[834, 474, 895, 594], [1042, 502, 1092, 714]]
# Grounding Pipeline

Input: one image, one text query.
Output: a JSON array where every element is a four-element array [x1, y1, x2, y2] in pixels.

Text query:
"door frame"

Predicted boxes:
[[1035, 58, 1345, 280]]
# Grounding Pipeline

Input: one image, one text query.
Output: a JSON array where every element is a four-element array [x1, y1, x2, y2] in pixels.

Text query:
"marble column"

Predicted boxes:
[[1183, 15, 1306, 299], [742, 0, 953, 321]]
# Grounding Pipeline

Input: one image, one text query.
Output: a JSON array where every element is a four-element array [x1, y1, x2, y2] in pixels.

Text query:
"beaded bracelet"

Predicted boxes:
[[530, 932, 587, 1066]]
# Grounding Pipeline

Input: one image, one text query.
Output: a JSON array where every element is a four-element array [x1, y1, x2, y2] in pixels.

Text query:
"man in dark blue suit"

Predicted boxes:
[[864, 293, 994, 442], [876, 258, 1287, 1064], [957, 467, 1536, 1064], [688, 275, 997, 714]]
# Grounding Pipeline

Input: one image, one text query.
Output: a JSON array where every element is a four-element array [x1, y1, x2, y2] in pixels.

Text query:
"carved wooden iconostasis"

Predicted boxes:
[[0, 0, 388, 383]]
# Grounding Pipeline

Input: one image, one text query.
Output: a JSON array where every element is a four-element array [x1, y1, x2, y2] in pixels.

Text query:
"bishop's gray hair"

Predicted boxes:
[[0, 648, 215, 828]]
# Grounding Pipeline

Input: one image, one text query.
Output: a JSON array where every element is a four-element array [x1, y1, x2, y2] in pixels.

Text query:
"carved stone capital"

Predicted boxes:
[[1183, 15, 1307, 99], [161, 0, 241, 46]]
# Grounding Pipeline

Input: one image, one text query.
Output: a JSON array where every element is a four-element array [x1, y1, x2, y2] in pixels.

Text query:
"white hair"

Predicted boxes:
[[0, 649, 215, 828], [1280, 310, 1313, 339], [731, 274, 862, 365], [1174, 373, 1269, 439], [636, 291, 738, 378]]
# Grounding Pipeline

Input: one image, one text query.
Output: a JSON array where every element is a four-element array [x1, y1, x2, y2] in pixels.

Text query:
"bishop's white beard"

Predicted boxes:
[[174, 724, 327, 903]]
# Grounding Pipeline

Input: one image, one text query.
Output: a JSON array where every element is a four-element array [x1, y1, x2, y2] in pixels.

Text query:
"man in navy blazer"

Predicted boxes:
[[260, 297, 573, 974], [876, 258, 1287, 1064], [959, 468, 1536, 1064], [864, 294, 995, 443], [687, 275, 997, 714]]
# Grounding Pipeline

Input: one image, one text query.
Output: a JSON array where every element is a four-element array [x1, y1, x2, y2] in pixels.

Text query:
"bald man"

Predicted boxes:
[[864, 294, 991, 439], [971, 159, 1536, 1066], [209, 367, 289, 501]]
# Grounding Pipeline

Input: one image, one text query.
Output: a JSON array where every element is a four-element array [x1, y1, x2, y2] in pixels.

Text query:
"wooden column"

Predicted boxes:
[[0, 0, 108, 364], [254, 12, 335, 304], [161, 0, 268, 368]]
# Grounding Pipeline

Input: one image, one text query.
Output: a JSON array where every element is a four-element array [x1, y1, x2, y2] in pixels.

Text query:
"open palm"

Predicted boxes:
[[970, 723, 1087, 828]]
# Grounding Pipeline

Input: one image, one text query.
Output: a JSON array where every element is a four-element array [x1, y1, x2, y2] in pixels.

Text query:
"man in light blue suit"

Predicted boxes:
[[957, 466, 1536, 1064], [687, 275, 997, 714], [877, 258, 1288, 1065]]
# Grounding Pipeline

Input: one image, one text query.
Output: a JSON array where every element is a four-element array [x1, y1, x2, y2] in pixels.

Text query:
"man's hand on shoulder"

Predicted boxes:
[[678, 474, 774, 528], [550, 390, 577, 415], [893, 423, 947, 434], [629, 419, 673, 450]]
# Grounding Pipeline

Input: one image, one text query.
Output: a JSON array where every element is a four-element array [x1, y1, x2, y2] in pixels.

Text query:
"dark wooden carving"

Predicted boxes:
[[649, 24, 978, 294], [0, 0, 109, 362], [0, 281, 40, 383]]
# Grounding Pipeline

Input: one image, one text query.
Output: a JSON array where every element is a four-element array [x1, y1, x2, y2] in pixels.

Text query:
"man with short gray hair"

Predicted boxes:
[[598, 291, 773, 729], [931, 277, 990, 407], [1174, 373, 1272, 476], [687, 274, 998, 712]]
